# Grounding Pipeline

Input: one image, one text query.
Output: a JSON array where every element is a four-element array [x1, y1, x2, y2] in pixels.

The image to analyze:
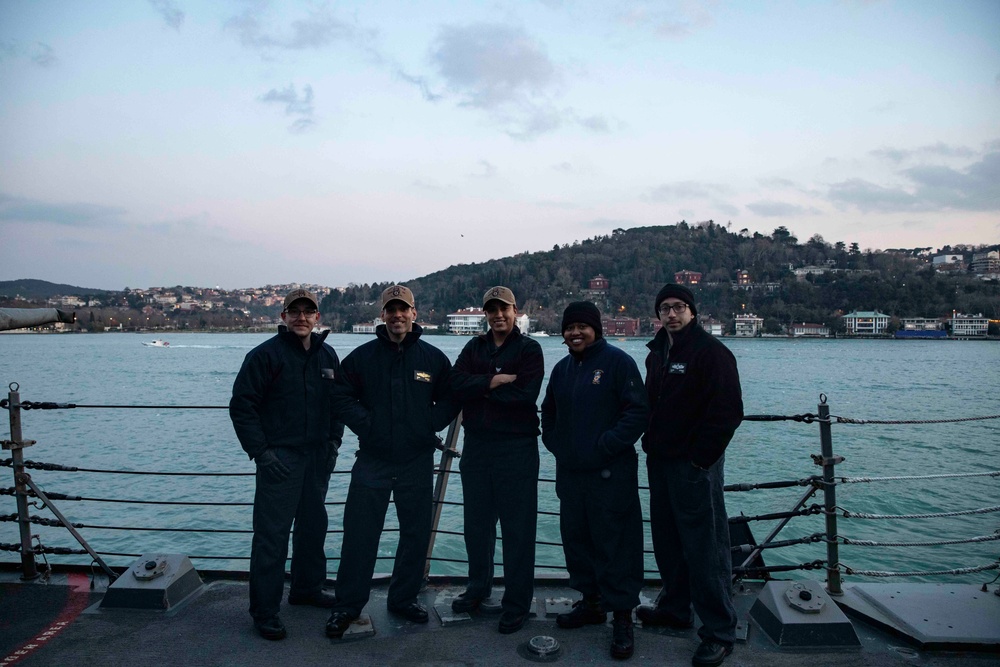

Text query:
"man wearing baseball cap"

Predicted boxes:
[[541, 301, 648, 660], [230, 288, 343, 640], [326, 284, 459, 638], [449, 286, 544, 634], [639, 284, 744, 666]]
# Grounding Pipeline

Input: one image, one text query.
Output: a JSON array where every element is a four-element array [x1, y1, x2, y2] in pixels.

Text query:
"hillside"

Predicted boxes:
[[0, 279, 108, 300], [320, 223, 998, 333]]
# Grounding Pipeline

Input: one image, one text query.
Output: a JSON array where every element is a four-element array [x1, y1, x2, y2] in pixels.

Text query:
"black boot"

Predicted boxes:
[[556, 596, 606, 629], [611, 610, 634, 660]]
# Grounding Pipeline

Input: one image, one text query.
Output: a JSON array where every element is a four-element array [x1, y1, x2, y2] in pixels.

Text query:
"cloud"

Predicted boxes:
[[394, 69, 443, 102], [431, 23, 557, 111], [258, 84, 315, 132], [0, 41, 57, 67], [617, 5, 714, 40], [149, 0, 184, 31], [0, 193, 126, 227], [578, 114, 611, 133], [645, 181, 731, 202], [470, 160, 497, 178], [871, 142, 976, 164], [745, 201, 821, 217], [225, 6, 355, 52], [31, 42, 56, 67], [831, 152, 1000, 213]]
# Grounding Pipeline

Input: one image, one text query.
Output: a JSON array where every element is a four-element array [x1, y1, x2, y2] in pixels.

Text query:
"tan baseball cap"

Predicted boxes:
[[482, 286, 516, 307], [380, 284, 415, 309], [283, 288, 319, 311]]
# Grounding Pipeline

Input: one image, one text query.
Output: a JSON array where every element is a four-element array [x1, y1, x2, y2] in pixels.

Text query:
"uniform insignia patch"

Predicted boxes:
[[496, 367, 502, 373], [321, 368, 336, 380], [669, 362, 687, 374], [414, 371, 432, 382], [592, 370, 604, 385]]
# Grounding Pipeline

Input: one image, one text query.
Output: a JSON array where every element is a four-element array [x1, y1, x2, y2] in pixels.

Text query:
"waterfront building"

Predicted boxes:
[[734, 313, 764, 337], [843, 311, 890, 335], [352, 317, 380, 334], [899, 317, 943, 331], [515, 313, 530, 333], [735, 269, 751, 286], [447, 307, 486, 335], [789, 322, 830, 337], [674, 269, 702, 285], [948, 313, 988, 338], [602, 315, 641, 336]]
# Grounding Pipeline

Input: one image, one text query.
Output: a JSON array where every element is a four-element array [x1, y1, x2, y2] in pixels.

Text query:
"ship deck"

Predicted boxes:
[[2, 567, 997, 667]]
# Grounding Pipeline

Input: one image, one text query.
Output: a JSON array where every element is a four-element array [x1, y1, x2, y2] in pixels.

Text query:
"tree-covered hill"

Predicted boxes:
[[320, 222, 999, 333]]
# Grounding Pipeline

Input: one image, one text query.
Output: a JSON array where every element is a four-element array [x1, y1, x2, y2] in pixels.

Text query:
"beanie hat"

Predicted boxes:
[[655, 284, 697, 318], [561, 301, 603, 339]]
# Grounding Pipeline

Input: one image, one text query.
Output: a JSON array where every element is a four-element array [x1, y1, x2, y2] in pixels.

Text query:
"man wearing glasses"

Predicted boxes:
[[230, 288, 343, 640], [325, 285, 458, 639], [639, 284, 744, 667]]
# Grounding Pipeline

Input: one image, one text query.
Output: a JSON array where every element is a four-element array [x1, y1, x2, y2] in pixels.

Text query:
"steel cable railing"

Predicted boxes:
[[5, 388, 1000, 588]]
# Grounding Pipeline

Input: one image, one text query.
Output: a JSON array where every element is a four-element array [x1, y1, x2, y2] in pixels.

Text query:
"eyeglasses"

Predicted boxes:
[[285, 308, 318, 318], [658, 303, 689, 315]]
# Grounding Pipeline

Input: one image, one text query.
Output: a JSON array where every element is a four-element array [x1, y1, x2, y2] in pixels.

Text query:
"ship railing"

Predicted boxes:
[[3, 383, 999, 596]]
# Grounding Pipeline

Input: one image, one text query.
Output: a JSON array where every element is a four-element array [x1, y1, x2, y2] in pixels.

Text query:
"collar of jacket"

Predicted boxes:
[[568, 336, 607, 361], [277, 325, 329, 350], [375, 321, 424, 348], [480, 324, 522, 349], [646, 321, 696, 355]]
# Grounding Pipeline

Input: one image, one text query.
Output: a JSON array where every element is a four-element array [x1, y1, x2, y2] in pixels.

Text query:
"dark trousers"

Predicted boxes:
[[332, 451, 433, 617], [556, 452, 643, 611], [249, 446, 331, 619], [459, 435, 538, 615], [646, 455, 737, 644]]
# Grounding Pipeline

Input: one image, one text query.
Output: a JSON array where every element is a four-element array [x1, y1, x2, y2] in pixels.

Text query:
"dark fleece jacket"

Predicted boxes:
[[450, 326, 544, 439], [541, 338, 649, 471], [230, 327, 343, 460], [331, 323, 458, 463], [642, 322, 743, 469]]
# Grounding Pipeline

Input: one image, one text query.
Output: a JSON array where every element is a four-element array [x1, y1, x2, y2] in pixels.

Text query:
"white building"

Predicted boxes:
[[899, 317, 942, 331], [447, 308, 486, 335], [843, 310, 890, 335], [789, 322, 830, 337], [734, 313, 764, 337], [971, 251, 1000, 275], [515, 313, 530, 333], [948, 313, 988, 337], [352, 317, 380, 334]]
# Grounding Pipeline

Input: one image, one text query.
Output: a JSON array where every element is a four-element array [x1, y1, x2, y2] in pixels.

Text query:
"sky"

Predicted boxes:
[[1, 1, 998, 291]]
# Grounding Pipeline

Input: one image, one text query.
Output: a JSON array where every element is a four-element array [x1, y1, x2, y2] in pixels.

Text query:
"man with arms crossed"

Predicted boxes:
[[639, 284, 744, 667], [326, 285, 458, 638], [230, 288, 343, 640], [450, 286, 544, 634]]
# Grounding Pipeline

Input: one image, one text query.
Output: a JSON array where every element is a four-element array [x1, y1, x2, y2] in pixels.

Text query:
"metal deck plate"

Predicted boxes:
[[839, 583, 1000, 650]]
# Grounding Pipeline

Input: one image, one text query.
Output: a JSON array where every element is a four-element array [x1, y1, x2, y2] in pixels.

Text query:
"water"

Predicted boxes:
[[1, 332, 997, 584]]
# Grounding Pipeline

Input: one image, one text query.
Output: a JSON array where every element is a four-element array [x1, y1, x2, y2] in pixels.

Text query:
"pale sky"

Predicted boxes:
[[1, 0, 998, 291]]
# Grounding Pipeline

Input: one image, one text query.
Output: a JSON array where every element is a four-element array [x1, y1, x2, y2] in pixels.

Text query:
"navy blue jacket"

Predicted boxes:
[[451, 326, 543, 440], [541, 338, 649, 471], [332, 323, 458, 463], [230, 327, 344, 460], [643, 323, 743, 468]]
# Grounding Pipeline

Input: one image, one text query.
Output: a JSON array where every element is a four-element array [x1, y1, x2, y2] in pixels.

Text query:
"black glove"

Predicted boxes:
[[255, 448, 290, 483]]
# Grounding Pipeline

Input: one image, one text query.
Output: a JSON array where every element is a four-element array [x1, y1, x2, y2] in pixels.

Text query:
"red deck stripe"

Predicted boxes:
[[0, 573, 93, 666]]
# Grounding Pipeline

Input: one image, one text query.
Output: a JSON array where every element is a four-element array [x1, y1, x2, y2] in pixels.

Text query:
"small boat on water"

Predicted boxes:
[[529, 331, 550, 337], [142, 339, 170, 347]]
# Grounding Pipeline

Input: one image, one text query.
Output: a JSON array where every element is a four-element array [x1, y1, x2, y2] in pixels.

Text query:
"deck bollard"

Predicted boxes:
[[817, 395, 842, 596], [4, 383, 39, 580]]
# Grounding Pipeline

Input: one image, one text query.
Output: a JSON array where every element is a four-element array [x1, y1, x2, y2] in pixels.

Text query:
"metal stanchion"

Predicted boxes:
[[4, 382, 39, 580]]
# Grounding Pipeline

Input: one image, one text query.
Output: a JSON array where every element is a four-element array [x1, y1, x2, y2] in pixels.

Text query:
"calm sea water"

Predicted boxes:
[[1, 332, 997, 585]]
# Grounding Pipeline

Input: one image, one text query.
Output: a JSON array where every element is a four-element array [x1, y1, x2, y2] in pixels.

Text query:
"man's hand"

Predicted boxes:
[[489, 373, 517, 390], [255, 448, 290, 483]]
